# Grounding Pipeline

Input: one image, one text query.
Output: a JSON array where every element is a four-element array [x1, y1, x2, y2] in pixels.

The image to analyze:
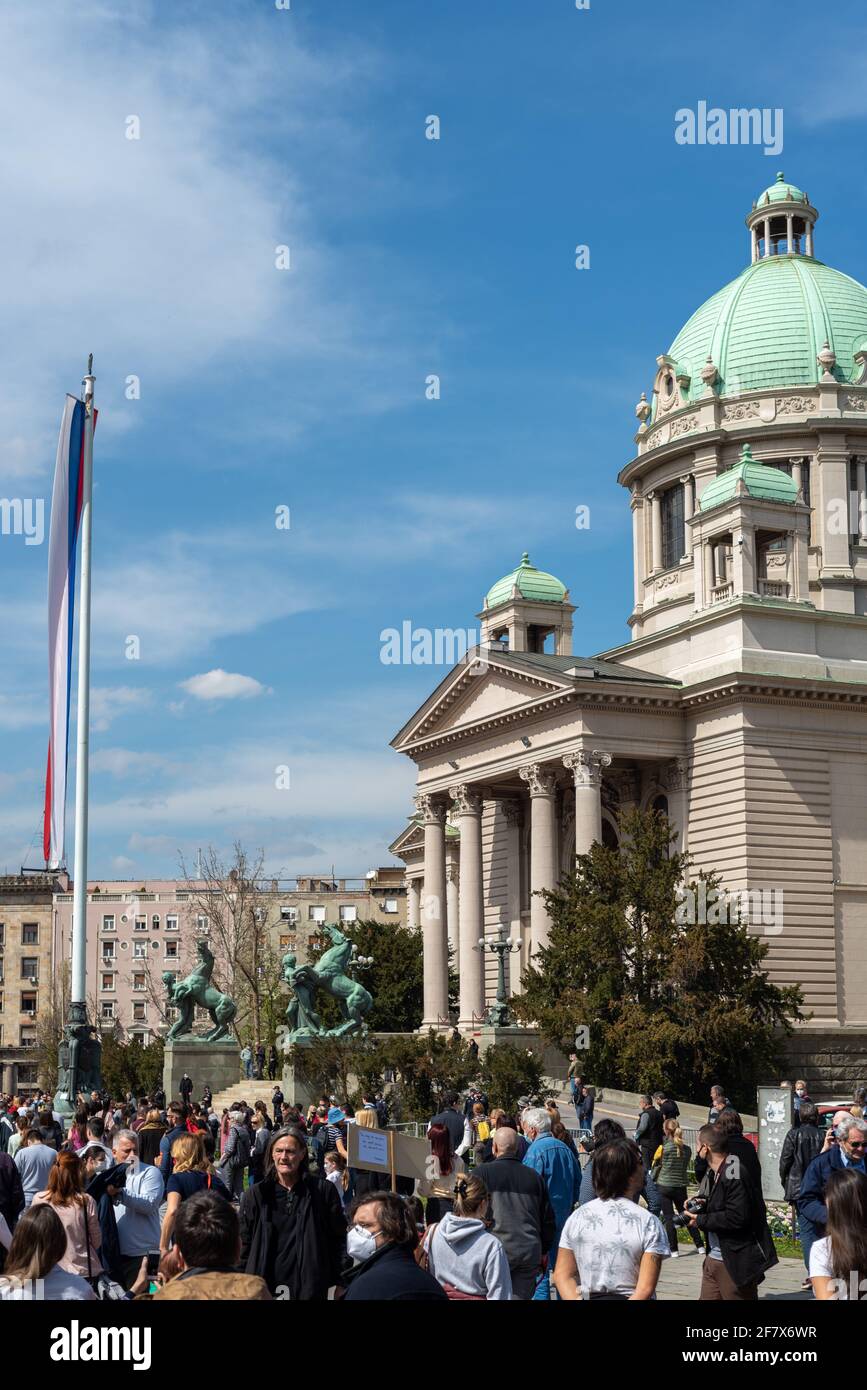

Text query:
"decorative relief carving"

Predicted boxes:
[[519, 763, 557, 797], [449, 784, 482, 816], [722, 401, 760, 422], [662, 757, 690, 792], [775, 395, 817, 415], [414, 793, 447, 825], [765, 552, 787, 569], [655, 571, 679, 591], [563, 749, 613, 789], [669, 412, 698, 440], [845, 393, 867, 413]]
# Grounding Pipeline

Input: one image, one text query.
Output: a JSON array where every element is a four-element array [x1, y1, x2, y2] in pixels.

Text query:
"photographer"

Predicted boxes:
[[690, 1124, 777, 1300]]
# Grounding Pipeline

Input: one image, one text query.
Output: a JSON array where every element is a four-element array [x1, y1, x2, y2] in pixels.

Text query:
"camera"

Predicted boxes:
[[671, 1196, 706, 1228]]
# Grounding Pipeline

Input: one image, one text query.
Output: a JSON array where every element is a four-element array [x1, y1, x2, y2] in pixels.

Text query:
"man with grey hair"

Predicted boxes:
[[109, 1127, 164, 1289], [798, 1114, 867, 1263], [476, 1125, 555, 1300], [522, 1106, 581, 1300]]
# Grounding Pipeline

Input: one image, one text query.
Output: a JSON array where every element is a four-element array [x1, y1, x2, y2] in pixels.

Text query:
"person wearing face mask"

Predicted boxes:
[[238, 1126, 346, 1299], [793, 1080, 811, 1126], [342, 1192, 446, 1301]]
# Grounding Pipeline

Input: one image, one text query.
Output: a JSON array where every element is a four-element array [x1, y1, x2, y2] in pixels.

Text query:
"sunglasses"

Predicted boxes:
[[847, 1140, 867, 1150]]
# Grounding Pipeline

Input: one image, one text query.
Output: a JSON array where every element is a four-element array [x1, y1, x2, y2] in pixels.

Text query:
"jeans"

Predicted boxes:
[[243, 1059, 253, 1079], [657, 1184, 703, 1251], [798, 1210, 819, 1272], [642, 1165, 662, 1217], [533, 1236, 561, 1301]]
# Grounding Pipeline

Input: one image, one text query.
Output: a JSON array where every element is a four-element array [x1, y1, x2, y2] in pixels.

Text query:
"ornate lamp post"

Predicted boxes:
[[475, 932, 521, 1027]]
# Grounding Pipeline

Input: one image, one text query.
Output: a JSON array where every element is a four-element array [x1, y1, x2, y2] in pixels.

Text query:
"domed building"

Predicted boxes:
[[390, 176, 867, 1091]]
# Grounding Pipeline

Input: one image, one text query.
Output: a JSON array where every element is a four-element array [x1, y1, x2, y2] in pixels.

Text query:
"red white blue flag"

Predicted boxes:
[[44, 395, 86, 868]]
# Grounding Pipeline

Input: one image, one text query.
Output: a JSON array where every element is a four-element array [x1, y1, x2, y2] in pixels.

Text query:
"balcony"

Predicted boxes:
[[711, 582, 733, 603], [758, 578, 789, 598]]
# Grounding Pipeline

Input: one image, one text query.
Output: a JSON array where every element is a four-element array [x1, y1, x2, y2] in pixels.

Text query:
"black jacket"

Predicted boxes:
[[429, 1108, 464, 1153], [239, 1172, 346, 1299], [342, 1242, 447, 1302], [475, 1155, 556, 1275], [0, 1152, 24, 1230], [695, 1134, 762, 1192], [635, 1106, 664, 1165], [779, 1123, 823, 1203], [694, 1166, 778, 1289]]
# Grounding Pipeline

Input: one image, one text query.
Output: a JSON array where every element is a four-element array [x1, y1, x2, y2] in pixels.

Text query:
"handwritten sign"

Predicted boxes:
[[356, 1128, 390, 1169]]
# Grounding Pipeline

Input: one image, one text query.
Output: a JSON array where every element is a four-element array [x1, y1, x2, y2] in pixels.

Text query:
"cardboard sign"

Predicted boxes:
[[356, 1127, 390, 1170], [346, 1125, 431, 1187]]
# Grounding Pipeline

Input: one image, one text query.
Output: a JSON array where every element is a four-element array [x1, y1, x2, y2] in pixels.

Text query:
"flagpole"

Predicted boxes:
[[58, 354, 100, 1117]]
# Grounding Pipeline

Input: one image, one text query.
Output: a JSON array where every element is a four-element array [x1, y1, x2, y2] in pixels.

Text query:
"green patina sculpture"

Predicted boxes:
[[281, 923, 373, 1046], [163, 940, 237, 1043]]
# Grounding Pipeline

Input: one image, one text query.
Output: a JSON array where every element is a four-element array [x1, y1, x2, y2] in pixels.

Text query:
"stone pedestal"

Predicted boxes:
[[163, 1040, 240, 1105], [476, 1024, 569, 1089]]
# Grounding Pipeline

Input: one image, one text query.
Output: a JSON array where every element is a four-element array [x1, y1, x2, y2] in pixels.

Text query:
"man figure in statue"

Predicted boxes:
[[163, 940, 237, 1042], [281, 953, 323, 1038]]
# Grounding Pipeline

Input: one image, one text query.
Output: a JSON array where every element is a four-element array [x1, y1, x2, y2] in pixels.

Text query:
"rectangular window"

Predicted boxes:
[[21, 923, 39, 945], [196, 915, 209, 933], [165, 941, 179, 959], [339, 904, 357, 922], [20, 993, 37, 1016], [0, 992, 3, 1013], [101, 915, 116, 932], [100, 1000, 115, 1020], [279, 934, 297, 950], [0, 923, 4, 946], [309, 905, 326, 922], [19, 1025, 36, 1047], [0, 962, 4, 986], [20, 958, 38, 982], [101, 974, 115, 992], [133, 1002, 147, 1021], [134, 917, 148, 932], [102, 942, 116, 961], [133, 941, 148, 958], [383, 899, 398, 914], [165, 915, 178, 931], [133, 976, 146, 992], [280, 906, 297, 921], [661, 483, 686, 570]]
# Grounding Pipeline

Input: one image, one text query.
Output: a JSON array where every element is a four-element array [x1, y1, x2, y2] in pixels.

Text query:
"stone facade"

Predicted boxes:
[[0, 872, 65, 1093], [389, 176, 867, 1093]]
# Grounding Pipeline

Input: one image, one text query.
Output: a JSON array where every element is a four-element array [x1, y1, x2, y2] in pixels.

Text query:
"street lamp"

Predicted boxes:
[[475, 932, 521, 1027]]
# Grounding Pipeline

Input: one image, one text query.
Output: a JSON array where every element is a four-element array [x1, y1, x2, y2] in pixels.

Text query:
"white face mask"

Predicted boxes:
[[346, 1226, 379, 1262]]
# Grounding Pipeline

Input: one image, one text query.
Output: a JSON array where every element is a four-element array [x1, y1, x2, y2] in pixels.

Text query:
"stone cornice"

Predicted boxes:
[[681, 675, 867, 713]]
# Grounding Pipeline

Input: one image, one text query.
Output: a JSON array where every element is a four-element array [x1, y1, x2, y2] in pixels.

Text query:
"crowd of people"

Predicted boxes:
[[1, 1071, 866, 1302]]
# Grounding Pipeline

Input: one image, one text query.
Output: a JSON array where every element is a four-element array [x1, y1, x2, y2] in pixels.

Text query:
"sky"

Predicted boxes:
[[1, 0, 865, 880]]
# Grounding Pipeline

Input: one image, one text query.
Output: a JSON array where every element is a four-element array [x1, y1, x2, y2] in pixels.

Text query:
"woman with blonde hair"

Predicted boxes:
[[425, 1172, 511, 1300], [31, 1150, 103, 1280], [160, 1132, 231, 1253], [650, 1117, 701, 1256], [348, 1108, 390, 1203]]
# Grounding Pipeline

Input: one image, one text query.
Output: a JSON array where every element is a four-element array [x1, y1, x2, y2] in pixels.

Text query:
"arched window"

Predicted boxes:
[[661, 485, 685, 569]]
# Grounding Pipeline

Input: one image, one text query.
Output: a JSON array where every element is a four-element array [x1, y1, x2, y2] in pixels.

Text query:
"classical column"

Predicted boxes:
[[806, 225, 813, 257], [445, 860, 459, 961], [763, 217, 770, 257], [502, 800, 524, 994], [750, 225, 758, 264], [703, 539, 715, 603], [786, 214, 793, 254], [415, 793, 449, 1028], [408, 877, 421, 931], [630, 487, 645, 612], [450, 785, 484, 1027], [518, 763, 559, 960], [648, 490, 663, 573], [857, 458, 867, 542], [563, 750, 612, 856], [681, 475, 694, 558], [662, 758, 689, 856]]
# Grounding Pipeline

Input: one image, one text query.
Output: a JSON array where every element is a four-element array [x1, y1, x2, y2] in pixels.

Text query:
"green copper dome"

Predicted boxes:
[[756, 171, 807, 207], [665, 255, 867, 405], [699, 444, 799, 512], [485, 552, 567, 608]]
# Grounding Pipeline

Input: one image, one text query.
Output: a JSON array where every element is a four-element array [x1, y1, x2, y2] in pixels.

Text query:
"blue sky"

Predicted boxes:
[[1, 0, 865, 878]]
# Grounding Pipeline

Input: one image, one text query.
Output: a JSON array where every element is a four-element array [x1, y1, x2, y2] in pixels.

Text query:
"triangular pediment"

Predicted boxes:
[[391, 655, 572, 751]]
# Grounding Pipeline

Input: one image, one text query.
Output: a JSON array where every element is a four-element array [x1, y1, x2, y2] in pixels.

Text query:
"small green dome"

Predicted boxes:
[[665, 255, 867, 405], [698, 444, 799, 512], [485, 552, 567, 607], [756, 171, 807, 207]]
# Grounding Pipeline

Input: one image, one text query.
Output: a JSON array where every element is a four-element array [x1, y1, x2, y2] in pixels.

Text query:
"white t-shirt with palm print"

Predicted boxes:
[[559, 1196, 669, 1297]]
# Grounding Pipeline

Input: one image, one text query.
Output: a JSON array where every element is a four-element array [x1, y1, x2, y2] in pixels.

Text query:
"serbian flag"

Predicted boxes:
[[44, 395, 86, 868]]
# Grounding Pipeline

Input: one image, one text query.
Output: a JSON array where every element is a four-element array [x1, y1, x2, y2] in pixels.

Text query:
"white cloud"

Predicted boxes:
[[180, 670, 270, 701], [111, 855, 135, 874], [89, 686, 151, 733]]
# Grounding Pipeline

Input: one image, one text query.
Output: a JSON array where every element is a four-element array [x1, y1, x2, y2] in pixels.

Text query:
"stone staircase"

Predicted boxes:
[[210, 1079, 282, 1112]]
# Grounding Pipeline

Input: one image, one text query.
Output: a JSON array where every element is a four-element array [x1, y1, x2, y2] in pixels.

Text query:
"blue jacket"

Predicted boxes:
[[798, 1146, 864, 1231], [523, 1134, 581, 1233]]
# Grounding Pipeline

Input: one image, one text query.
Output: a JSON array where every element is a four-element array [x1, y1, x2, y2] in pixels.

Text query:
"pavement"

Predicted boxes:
[[554, 1089, 810, 1302]]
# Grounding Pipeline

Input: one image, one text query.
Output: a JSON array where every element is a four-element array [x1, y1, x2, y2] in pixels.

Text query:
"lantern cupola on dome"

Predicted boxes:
[[746, 171, 818, 262]]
